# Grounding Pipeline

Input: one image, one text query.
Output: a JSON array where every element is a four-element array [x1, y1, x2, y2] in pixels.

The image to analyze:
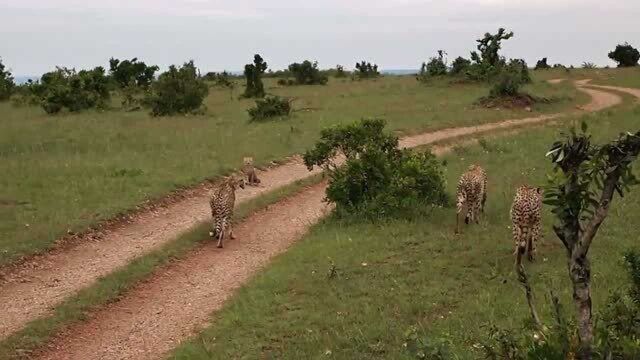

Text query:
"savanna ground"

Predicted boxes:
[[0, 75, 584, 266], [168, 71, 640, 359]]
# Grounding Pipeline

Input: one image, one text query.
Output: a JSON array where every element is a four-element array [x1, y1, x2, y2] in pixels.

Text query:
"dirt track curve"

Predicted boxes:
[[0, 81, 630, 360]]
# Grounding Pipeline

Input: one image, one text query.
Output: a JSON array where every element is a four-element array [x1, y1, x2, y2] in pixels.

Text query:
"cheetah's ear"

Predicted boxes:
[[536, 187, 544, 195]]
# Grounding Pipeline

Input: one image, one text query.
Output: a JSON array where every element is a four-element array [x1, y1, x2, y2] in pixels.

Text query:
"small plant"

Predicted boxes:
[[0, 57, 15, 101], [449, 56, 471, 75], [288, 60, 328, 85], [534, 57, 551, 70], [608, 42, 640, 67], [247, 95, 291, 122], [108, 57, 158, 89], [144, 60, 209, 116], [403, 326, 454, 359], [354, 61, 379, 79], [243, 54, 268, 98], [303, 119, 448, 218]]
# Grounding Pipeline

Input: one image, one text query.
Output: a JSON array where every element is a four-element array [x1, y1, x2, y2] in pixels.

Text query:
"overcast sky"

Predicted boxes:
[[2, 0, 639, 76]]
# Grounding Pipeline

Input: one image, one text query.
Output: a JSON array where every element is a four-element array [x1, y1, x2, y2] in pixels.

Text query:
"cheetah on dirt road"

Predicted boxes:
[[209, 176, 245, 248]]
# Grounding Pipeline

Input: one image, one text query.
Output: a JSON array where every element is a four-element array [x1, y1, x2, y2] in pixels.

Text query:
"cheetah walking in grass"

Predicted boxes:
[[209, 176, 245, 248], [510, 185, 543, 263], [242, 157, 261, 186], [455, 164, 487, 234]]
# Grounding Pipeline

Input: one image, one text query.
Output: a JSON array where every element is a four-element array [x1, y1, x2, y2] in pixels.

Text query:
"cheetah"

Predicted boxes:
[[241, 157, 261, 186], [209, 176, 245, 248], [455, 164, 487, 234], [510, 185, 543, 263]]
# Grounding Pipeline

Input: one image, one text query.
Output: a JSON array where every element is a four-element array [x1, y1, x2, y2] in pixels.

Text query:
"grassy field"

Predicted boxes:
[[0, 75, 585, 266], [169, 101, 640, 359]]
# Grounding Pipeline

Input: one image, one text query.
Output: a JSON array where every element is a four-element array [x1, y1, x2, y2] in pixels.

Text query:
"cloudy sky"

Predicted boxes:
[[1, 0, 639, 76]]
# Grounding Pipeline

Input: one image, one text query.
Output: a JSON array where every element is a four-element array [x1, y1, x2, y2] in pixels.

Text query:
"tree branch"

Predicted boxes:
[[515, 253, 543, 329], [575, 171, 619, 258]]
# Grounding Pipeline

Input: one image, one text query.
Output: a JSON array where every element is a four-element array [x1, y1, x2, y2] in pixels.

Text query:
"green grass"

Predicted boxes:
[[0, 173, 324, 360], [0, 75, 584, 266], [168, 103, 640, 359], [533, 66, 640, 88]]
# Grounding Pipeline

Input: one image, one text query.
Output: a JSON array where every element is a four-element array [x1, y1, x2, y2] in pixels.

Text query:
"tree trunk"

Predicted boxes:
[[569, 254, 593, 359]]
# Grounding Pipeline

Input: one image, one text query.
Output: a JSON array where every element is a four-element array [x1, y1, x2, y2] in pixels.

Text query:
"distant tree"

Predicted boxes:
[[608, 43, 640, 67], [449, 56, 471, 75], [144, 60, 209, 116], [467, 28, 514, 81], [288, 60, 328, 85], [243, 54, 268, 98], [582, 62, 597, 69], [354, 61, 379, 79], [0, 58, 15, 101], [335, 64, 347, 78], [108, 57, 159, 88], [534, 57, 551, 70]]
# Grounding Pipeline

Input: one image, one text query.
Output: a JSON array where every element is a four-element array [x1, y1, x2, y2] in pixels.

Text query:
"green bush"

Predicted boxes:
[[243, 54, 268, 98], [34, 67, 110, 114], [303, 119, 448, 218], [144, 60, 209, 116], [108, 57, 158, 88], [535, 57, 551, 70], [247, 95, 291, 122], [354, 61, 379, 79], [608, 43, 640, 67], [0, 58, 15, 101], [10, 80, 40, 107], [288, 60, 328, 85], [488, 59, 531, 98], [450, 56, 471, 75], [417, 50, 448, 83], [334, 65, 347, 78]]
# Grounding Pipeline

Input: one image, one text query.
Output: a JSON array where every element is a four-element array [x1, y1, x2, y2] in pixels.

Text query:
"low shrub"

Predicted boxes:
[[34, 67, 110, 114], [288, 60, 328, 85], [534, 57, 551, 70], [144, 60, 209, 116], [247, 95, 291, 122], [303, 119, 448, 218], [417, 51, 448, 83], [450, 56, 471, 75], [354, 61, 379, 79]]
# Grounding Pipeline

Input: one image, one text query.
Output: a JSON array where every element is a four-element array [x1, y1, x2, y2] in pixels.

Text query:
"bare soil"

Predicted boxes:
[[0, 82, 628, 359]]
